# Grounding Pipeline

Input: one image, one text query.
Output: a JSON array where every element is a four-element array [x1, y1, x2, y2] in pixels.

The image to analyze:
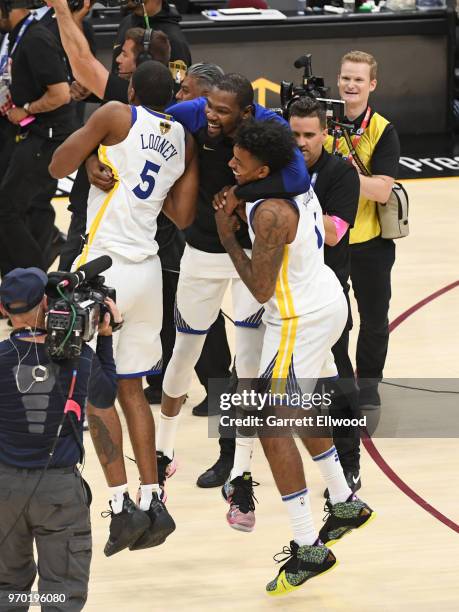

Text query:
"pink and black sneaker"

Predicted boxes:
[[222, 471, 259, 532]]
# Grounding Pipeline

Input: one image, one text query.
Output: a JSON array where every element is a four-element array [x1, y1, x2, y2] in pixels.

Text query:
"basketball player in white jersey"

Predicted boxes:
[[49, 61, 198, 556], [215, 120, 374, 596]]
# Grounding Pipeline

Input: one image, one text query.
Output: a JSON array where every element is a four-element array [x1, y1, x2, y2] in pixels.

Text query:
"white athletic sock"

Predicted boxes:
[[109, 484, 128, 514], [312, 446, 352, 504], [230, 437, 254, 480], [139, 483, 162, 511], [282, 488, 318, 546], [157, 412, 181, 460]]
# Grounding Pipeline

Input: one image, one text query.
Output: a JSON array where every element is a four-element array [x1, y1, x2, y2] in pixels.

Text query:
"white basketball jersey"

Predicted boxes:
[[83, 105, 185, 263], [246, 189, 342, 324]]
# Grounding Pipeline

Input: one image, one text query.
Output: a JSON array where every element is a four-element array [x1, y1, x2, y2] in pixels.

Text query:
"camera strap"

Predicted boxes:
[[335, 105, 371, 162], [342, 129, 371, 177]]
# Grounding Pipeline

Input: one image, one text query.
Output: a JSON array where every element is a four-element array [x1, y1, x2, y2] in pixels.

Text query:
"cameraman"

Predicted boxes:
[[325, 51, 400, 409], [0, 0, 75, 276], [0, 268, 120, 611]]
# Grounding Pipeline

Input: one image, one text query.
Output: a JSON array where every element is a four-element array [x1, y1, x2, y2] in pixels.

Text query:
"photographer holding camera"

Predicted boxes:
[[326, 51, 400, 412], [0, 0, 76, 276], [0, 266, 121, 611]]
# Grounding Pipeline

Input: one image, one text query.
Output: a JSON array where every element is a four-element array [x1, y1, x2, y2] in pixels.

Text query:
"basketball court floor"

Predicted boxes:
[[2, 176, 458, 611]]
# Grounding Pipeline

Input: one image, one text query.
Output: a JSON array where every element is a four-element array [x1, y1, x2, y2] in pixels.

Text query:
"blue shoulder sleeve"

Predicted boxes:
[[236, 107, 310, 199], [281, 147, 311, 194], [253, 103, 287, 125], [166, 97, 208, 134]]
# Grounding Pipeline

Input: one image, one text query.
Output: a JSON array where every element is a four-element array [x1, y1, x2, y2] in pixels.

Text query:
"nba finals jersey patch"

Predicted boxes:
[[160, 121, 171, 135], [169, 60, 187, 84]]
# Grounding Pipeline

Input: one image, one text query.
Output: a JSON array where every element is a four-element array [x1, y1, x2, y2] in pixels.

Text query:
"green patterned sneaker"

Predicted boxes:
[[266, 539, 337, 596], [319, 494, 375, 546]]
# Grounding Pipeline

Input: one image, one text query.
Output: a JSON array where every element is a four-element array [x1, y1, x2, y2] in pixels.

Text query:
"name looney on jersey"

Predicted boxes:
[[140, 133, 178, 162]]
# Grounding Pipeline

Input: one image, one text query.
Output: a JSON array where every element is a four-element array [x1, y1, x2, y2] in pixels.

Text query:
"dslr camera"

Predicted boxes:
[[45, 256, 117, 360]]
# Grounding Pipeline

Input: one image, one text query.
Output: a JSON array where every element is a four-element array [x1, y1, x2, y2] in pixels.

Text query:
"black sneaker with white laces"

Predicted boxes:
[[323, 470, 362, 499], [102, 493, 150, 557], [129, 493, 176, 550]]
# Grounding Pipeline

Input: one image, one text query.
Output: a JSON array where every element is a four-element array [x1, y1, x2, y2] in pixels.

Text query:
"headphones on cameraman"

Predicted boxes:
[[136, 28, 153, 66]]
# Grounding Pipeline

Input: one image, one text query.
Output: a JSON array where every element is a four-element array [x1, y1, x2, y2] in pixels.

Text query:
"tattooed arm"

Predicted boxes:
[[87, 408, 121, 468], [215, 199, 296, 303]]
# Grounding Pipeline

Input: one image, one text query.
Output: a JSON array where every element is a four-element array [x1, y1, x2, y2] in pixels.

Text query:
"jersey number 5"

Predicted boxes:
[[133, 161, 161, 199]]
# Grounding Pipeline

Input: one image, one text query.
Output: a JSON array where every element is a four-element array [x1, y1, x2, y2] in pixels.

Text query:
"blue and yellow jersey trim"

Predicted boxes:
[[272, 245, 298, 391], [78, 145, 120, 267]]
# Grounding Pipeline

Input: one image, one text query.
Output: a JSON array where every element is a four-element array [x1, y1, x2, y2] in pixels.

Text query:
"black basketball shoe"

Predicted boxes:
[[129, 493, 176, 550], [157, 451, 176, 491], [319, 493, 375, 546], [102, 493, 150, 557], [196, 455, 232, 488], [266, 539, 337, 596]]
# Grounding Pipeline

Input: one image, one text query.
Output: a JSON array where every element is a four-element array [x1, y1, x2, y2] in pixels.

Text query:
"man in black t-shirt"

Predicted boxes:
[[0, 4, 75, 276], [289, 97, 362, 492]]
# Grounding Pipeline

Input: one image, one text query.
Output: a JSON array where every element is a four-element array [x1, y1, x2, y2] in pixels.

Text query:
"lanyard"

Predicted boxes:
[[9, 15, 35, 58], [0, 35, 8, 75], [335, 106, 371, 160], [0, 16, 34, 81], [310, 172, 318, 188]]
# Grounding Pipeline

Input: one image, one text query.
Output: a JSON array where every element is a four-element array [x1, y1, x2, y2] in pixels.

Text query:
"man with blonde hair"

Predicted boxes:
[[324, 50, 400, 488]]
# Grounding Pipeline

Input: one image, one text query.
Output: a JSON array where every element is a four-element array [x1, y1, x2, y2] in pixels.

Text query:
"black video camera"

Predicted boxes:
[[280, 53, 346, 128], [45, 256, 116, 360]]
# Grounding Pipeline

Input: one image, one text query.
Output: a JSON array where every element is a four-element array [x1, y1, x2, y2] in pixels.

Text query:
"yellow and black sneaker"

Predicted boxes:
[[266, 539, 337, 596], [319, 494, 375, 546]]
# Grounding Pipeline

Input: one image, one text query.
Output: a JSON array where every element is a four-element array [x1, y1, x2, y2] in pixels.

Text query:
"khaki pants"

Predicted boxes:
[[0, 464, 91, 612]]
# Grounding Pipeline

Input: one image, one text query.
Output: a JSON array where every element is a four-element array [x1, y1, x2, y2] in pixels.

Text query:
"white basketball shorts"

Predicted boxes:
[[258, 292, 348, 397], [175, 244, 264, 333], [75, 250, 162, 378]]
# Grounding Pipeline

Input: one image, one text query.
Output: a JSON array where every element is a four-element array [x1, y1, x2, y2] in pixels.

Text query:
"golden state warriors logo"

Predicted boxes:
[[160, 121, 171, 136], [169, 60, 187, 84]]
